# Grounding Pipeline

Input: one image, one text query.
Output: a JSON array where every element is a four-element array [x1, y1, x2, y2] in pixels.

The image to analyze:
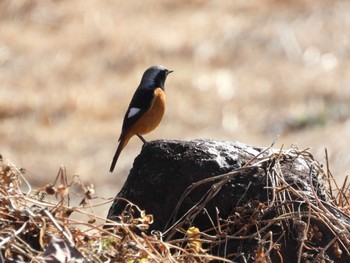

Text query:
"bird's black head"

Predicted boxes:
[[140, 65, 173, 89]]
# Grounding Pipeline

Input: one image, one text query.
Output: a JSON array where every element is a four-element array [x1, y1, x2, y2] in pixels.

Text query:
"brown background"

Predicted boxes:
[[1, 0, 349, 218]]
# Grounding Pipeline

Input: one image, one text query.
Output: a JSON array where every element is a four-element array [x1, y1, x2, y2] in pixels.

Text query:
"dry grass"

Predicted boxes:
[[0, 155, 230, 262], [1, 145, 350, 262]]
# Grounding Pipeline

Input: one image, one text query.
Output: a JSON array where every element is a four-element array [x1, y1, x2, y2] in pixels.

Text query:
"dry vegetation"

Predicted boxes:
[[0, 154, 237, 262], [1, 155, 223, 262], [1, 147, 350, 262]]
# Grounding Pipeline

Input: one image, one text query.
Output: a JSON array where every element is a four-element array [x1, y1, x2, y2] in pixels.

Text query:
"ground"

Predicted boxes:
[[0, 0, 349, 218]]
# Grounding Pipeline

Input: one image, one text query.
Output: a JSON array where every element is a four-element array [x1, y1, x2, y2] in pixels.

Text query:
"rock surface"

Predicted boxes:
[[107, 139, 267, 230]]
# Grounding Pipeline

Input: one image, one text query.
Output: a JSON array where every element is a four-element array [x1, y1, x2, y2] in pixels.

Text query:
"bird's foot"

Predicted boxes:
[[137, 134, 147, 144]]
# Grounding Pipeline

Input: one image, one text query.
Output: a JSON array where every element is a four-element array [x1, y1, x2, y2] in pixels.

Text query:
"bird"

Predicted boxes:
[[109, 65, 173, 172]]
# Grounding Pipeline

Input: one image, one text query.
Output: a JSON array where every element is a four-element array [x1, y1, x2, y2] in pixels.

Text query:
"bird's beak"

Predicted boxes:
[[166, 70, 174, 75]]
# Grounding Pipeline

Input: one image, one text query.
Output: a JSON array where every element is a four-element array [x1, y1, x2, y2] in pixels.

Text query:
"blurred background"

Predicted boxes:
[[0, 0, 350, 218]]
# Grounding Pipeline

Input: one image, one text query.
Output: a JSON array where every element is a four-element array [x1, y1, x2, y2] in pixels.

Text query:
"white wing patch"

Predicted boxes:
[[127, 107, 141, 118]]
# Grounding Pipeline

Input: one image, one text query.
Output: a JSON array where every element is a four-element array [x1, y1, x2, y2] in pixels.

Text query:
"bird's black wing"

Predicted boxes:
[[120, 87, 155, 137]]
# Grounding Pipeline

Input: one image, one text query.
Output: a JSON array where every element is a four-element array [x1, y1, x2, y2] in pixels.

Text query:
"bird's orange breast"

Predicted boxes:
[[130, 87, 166, 135]]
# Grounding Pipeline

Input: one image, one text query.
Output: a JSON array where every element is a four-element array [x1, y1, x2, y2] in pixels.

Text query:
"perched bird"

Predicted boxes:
[[109, 65, 173, 172]]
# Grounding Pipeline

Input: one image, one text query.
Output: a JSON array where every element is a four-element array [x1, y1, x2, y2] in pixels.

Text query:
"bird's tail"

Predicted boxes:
[[109, 134, 131, 172]]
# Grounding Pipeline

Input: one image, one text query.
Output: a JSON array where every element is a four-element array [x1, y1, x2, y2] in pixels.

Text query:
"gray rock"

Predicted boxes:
[[107, 139, 269, 231]]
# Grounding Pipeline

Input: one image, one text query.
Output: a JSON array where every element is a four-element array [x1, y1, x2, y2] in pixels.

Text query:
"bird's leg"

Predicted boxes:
[[137, 134, 147, 144]]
